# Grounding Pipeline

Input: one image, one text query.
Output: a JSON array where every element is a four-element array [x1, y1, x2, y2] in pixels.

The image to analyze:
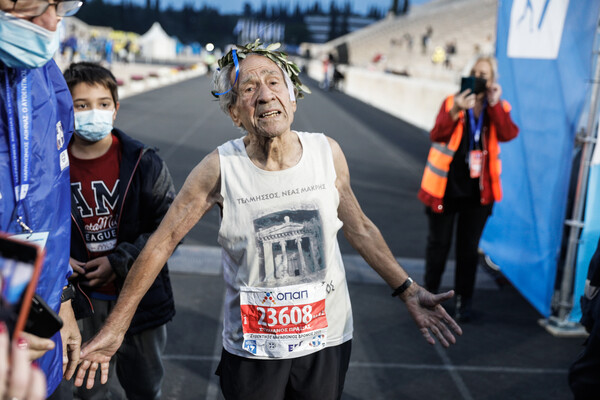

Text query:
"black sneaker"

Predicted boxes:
[[454, 295, 472, 323]]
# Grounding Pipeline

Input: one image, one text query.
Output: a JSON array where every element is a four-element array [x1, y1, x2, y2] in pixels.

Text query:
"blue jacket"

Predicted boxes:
[[0, 60, 74, 397]]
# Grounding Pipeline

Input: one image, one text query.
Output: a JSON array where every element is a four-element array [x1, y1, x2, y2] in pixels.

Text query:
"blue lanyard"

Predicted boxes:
[[4, 69, 33, 233], [467, 102, 486, 151]]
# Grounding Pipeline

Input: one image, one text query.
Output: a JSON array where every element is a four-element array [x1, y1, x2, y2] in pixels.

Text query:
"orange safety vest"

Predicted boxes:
[[419, 95, 510, 212]]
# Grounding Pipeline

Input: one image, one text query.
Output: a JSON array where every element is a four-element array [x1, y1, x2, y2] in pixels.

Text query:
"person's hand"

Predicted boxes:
[[76, 325, 123, 389], [450, 89, 476, 120], [486, 82, 502, 107], [69, 257, 86, 280], [19, 332, 55, 361], [58, 301, 81, 381], [400, 284, 462, 347], [454, 89, 476, 110], [82, 257, 116, 288], [0, 322, 47, 400]]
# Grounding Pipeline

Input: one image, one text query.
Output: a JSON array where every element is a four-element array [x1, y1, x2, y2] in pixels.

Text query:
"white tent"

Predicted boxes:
[[138, 22, 176, 60]]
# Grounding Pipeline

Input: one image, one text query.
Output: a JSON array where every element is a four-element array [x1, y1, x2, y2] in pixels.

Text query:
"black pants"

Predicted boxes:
[[424, 202, 493, 298], [569, 294, 600, 399], [46, 378, 73, 400], [216, 341, 352, 400]]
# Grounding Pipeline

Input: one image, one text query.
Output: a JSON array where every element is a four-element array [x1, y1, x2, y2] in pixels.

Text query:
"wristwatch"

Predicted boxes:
[[391, 277, 413, 297], [61, 283, 76, 303]]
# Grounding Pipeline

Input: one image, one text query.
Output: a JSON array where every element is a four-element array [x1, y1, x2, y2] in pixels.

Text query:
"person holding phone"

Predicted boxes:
[[418, 56, 519, 322], [0, 0, 85, 398]]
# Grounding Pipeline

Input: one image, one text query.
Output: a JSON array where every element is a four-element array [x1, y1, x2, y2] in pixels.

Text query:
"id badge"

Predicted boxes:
[[10, 232, 49, 249], [469, 150, 483, 178]]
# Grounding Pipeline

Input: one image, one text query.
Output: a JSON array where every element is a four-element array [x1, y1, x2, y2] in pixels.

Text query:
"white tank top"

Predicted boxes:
[[217, 131, 353, 359]]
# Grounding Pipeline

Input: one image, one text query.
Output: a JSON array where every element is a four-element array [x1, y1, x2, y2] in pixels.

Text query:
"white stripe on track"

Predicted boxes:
[[163, 354, 567, 375]]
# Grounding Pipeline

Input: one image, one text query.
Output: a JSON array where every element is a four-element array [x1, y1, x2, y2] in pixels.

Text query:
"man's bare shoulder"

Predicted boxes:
[[183, 149, 221, 196], [325, 136, 348, 170], [190, 149, 220, 177]]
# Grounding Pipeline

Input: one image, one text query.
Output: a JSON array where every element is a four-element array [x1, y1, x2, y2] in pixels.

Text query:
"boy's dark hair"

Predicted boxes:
[[63, 62, 119, 104]]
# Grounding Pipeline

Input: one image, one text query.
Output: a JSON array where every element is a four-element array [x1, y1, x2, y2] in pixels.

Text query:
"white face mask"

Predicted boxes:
[[0, 10, 60, 69], [74, 109, 115, 142]]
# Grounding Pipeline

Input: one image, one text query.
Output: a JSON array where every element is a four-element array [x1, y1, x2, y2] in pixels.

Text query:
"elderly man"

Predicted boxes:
[[79, 41, 462, 399], [0, 0, 84, 398]]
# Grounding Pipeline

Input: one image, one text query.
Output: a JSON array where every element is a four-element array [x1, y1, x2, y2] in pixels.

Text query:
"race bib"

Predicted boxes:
[[240, 282, 328, 358]]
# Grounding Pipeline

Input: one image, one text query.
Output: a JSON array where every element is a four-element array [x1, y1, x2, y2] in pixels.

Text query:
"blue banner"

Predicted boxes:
[[481, 0, 599, 317], [571, 128, 600, 322]]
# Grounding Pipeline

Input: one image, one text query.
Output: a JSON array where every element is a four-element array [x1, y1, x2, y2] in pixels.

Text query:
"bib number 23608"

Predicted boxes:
[[240, 283, 328, 358], [257, 304, 314, 327]]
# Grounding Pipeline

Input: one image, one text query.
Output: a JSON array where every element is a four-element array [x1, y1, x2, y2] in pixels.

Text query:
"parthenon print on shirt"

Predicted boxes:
[[254, 208, 325, 286]]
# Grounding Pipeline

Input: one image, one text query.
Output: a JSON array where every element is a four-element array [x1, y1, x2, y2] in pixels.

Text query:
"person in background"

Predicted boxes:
[[569, 236, 600, 399], [76, 40, 462, 399], [0, 0, 86, 398], [320, 53, 334, 90], [418, 56, 519, 322], [64, 62, 176, 399]]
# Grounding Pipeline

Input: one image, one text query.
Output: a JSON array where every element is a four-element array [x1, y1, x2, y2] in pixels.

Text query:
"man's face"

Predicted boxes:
[[228, 54, 297, 139], [0, 0, 61, 31]]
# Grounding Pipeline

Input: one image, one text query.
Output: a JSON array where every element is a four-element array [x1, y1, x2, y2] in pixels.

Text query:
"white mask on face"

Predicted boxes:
[[0, 10, 59, 69], [74, 109, 115, 142]]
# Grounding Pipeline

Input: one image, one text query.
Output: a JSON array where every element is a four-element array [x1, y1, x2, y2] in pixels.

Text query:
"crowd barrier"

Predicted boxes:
[[304, 58, 456, 131]]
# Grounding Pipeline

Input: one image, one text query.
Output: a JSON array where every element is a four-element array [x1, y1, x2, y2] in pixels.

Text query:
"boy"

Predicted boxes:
[[64, 62, 176, 400]]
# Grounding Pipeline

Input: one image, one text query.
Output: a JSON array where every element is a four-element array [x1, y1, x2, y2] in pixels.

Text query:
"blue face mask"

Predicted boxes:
[[74, 109, 115, 142], [0, 10, 60, 69]]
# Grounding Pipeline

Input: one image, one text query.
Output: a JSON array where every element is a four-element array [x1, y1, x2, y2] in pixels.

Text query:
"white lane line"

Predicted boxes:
[[163, 355, 220, 361], [162, 354, 567, 375], [350, 361, 567, 374], [168, 245, 499, 289], [434, 345, 474, 400]]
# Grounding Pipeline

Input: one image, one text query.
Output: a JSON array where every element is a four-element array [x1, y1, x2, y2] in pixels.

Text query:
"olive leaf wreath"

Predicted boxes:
[[212, 39, 311, 99]]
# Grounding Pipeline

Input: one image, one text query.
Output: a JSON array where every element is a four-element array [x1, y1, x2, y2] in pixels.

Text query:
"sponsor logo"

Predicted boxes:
[[507, 0, 570, 59], [243, 340, 257, 355], [266, 341, 277, 351], [309, 334, 324, 347], [56, 121, 64, 150], [262, 289, 310, 304], [59, 149, 69, 171], [262, 291, 276, 305], [288, 341, 303, 352]]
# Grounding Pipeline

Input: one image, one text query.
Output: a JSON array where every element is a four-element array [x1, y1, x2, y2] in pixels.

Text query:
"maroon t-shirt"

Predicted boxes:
[[69, 134, 121, 297]]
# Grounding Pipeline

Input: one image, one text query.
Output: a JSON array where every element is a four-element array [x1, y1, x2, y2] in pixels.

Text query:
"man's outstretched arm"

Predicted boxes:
[[328, 137, 462, 347], [76, 150, 222, 388]]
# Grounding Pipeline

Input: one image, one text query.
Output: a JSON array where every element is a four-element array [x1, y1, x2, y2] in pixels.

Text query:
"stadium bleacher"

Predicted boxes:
[[308, 0, 497, 83]]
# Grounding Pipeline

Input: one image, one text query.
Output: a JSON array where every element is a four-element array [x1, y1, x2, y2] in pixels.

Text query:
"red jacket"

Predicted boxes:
[[418, 95, 519, 212]]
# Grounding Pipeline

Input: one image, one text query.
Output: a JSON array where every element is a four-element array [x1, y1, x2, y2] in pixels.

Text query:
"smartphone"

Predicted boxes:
[[0, 233, 45, 339], [460, 76, 487, 95], [25, 293, 63, 338]]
